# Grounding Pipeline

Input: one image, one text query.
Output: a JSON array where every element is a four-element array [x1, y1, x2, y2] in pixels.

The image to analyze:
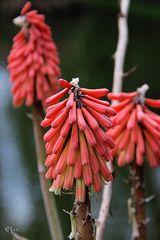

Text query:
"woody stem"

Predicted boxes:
[[72, 188, 95, 240], [97, 0, 131, 239], [129, 162, 146, 240], [32, 102, 63, 240]]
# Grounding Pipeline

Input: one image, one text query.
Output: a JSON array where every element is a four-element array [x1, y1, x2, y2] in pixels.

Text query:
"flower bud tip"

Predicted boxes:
[[13, 16, 26, 26], [70, 77, 79, 87]]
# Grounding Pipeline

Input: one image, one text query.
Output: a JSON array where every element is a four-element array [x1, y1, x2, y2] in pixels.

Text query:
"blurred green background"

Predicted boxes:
[[0, 0, 160, 239]]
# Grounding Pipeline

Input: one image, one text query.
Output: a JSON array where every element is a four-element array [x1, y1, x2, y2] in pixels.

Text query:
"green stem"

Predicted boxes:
[[32, 103, 63, 240]]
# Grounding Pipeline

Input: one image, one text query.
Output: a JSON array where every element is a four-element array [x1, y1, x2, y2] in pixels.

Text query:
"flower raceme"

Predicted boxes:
[[8, 1, 61, 107], [41, 78, 116, 202], [108, 84, 160, 167]]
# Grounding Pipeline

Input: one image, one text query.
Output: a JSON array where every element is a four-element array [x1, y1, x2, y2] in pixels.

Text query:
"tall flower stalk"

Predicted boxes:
[[8, 2, 63, 240], [32, 102, 63, 240], [41, 78, 116, 239], [108, 85, 160, 239], [97, 1, 131, 239]]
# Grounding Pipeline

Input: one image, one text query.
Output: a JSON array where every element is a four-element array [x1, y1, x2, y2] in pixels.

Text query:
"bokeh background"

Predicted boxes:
[[1, 0, 160, 239]]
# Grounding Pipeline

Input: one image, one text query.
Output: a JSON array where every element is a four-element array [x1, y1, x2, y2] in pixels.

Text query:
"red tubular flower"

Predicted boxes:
[[41, 78, 116, 202], [108, 84, 160, 167], [8, 1, 61, 107]]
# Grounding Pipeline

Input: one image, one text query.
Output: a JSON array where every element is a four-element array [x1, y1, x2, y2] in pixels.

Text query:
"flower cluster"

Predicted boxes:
[[41, 78, 116, 202], [8, 1, 61, 107], [108, 84, 160, 167]]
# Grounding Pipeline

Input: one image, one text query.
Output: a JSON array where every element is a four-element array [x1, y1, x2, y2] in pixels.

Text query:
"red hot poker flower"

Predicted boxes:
[[108, 84, 160, 168], [41, 78, 116, 202], [8, 1, 61, 107]]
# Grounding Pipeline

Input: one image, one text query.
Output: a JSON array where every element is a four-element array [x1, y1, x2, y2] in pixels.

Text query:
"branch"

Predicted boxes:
[[32, 103, 63, 240], [122, 66, 138, 79], [129, 163, 146, 240], [96, 163, 114, 240], [70, 189, 96, 240], [112, 0, 131, 96], [96, 1, 131, 239]]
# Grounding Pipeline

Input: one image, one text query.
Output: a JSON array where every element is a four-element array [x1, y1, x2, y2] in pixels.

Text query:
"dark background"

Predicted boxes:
[[0, 0, 160, 239]]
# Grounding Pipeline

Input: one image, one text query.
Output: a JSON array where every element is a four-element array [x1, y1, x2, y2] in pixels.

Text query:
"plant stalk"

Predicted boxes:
[[32, 102, 63, 240], [129, 162, 146, 240], [70, 188, 95, 240], [96, 1, 131, 239]]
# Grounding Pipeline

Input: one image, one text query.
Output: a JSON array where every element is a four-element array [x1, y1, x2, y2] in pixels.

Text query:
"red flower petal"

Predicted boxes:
[[46, 88, 68, 105], [80, 88, 109, 98], [21, 2, 32, 15], [82, 107, 99, 130], [58, 79, 72, 89], [83, 164, 92, 186], [66, 92, 74, 109], [145, 98, 160, 108], [79, 130, 89, 165], [77, 108, 87, 131], [69, 101, 77, 123], [63, 167, 74, 189]]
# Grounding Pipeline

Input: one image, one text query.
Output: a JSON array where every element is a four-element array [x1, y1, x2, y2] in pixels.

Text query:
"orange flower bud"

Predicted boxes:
[[42, 78, 115, 201], [109, 85, 160, 167], [8, 2, 61, 107]]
